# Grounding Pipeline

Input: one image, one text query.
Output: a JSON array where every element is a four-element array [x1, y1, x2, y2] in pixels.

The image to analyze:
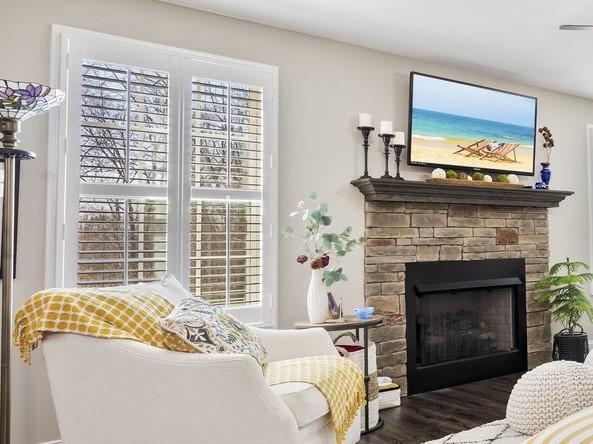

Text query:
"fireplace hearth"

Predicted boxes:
[[405, 259, 527, 394]]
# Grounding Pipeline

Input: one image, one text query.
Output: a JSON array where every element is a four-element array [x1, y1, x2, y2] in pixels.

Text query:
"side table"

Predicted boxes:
[[294, 315, 384, 435]]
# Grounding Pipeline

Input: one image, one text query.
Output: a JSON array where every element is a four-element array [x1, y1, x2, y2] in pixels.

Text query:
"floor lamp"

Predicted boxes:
[[0, 80, 64, 444]]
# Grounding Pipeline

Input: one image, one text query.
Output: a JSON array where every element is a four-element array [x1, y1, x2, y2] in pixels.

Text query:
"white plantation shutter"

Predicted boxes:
[[78, 197, 126, 286], [77, 59, 169, 287], [54, 29, 278, 325], [191, 79, 262, 189], [78, 198, 167, 286], [190, 78, 264, 308], [80, 61, 169, 185], [190, 200, 262, 306]]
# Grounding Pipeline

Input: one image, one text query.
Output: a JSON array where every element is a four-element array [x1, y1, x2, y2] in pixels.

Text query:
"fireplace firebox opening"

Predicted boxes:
[[405, 258, 527, 395]]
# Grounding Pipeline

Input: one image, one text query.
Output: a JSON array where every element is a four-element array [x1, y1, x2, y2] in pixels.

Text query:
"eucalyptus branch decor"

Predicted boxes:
[[536, 258, 593, 362], [282, 192, 365, 323]]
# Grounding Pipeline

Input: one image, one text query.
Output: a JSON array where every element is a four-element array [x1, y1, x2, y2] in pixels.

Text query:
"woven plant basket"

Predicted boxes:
[[334, 332, 379, 430], [553, 328, 589, 363]]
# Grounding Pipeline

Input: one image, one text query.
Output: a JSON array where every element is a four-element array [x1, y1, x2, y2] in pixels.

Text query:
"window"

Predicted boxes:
[[48, 26, 278, 325]]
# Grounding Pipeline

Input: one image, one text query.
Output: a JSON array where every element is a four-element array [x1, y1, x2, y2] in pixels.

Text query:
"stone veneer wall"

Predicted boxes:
[[364, 201, 551, 395]]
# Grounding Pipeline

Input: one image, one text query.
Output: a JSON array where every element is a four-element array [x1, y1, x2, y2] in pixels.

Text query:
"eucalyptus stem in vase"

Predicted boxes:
[[281, 192, 366, 323]]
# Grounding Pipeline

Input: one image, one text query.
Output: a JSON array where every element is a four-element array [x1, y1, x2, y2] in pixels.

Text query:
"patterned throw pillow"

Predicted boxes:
[[159, 298, 267, 366]]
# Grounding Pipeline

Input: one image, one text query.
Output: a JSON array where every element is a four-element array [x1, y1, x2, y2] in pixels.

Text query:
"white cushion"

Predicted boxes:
[[298, 414, 333, 442], [506, 361, 593, 435], [270, 381, 330, 428], [114, 274, 191, 305], [157, 274, 193, 304]]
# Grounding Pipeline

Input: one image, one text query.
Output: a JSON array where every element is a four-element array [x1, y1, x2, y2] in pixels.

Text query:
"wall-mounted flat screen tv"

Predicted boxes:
[[408, 72, 537, 176]]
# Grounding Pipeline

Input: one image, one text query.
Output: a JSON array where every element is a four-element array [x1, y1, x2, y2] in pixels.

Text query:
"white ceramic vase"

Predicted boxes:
[[307, 268, 327, 323]]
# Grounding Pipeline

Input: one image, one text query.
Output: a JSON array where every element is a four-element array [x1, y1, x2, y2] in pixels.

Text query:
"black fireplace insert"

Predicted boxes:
[[405, 258, 527, 395]]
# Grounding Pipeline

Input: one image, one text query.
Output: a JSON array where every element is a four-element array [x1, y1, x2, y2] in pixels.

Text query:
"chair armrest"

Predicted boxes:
[[42, 333, 299, 444], [250, 327, 338, 362]]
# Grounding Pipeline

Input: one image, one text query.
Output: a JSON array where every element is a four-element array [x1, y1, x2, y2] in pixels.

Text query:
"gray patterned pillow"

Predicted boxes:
[[159, 298, 267, 366]]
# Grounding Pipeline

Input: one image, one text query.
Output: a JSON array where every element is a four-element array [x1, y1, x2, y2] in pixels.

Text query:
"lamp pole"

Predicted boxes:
[[0, 118, 35, 444], [1, 155, 15, 444]]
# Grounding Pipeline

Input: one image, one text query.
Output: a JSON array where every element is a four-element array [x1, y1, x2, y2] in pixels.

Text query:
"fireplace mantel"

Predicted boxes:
[[351, 178, 573, 208]]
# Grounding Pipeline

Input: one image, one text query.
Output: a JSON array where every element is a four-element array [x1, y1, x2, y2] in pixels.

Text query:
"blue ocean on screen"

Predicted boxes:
[[411, 108, 535, 147]]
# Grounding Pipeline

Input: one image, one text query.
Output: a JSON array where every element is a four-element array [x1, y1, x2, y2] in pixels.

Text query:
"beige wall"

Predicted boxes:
[[3, 0, 593, 442]]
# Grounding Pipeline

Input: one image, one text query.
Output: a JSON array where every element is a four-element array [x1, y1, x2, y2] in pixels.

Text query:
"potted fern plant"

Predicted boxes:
[[536, 258, 593, 362]]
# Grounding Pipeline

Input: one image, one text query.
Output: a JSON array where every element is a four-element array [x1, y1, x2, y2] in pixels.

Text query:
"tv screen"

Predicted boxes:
[[408, 72, 537, 176]]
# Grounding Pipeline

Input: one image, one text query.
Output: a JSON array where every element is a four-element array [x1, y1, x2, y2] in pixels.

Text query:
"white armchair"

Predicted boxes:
[[42, 327, 361, 444]]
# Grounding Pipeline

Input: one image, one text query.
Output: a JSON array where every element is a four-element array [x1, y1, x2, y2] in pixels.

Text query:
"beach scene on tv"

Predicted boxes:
[[409, 74, 536, 174]]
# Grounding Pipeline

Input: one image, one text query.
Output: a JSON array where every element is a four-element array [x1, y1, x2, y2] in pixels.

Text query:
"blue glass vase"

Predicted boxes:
[[540, 162, 551, 188]]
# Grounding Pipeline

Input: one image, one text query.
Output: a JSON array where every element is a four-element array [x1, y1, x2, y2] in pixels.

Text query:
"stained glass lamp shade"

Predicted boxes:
[[0, 80, 65, 122]]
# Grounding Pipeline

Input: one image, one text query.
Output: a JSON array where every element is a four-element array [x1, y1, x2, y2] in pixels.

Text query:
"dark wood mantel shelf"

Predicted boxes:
[[351, 177, 573, 208]]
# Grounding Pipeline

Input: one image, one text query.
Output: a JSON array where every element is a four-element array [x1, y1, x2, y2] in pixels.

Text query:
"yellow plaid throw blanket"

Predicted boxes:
[[14, 288, 173, 364], [265, 355, 366, 444]]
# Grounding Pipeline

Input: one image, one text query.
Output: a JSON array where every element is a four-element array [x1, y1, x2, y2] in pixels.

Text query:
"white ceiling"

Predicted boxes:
[[160, 0, 593, 100]]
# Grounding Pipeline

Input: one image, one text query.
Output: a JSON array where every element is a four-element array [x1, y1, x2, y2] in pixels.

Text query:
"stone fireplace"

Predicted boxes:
[[352, 178, 573, 395]]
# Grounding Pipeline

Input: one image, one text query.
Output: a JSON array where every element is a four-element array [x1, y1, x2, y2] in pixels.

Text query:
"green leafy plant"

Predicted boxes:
[[445, 169, 458, 179], [497, 175, 509, 183], [536, 258, 593, 334], [281, 192, 365, 287], [472, 172, 484, 181]]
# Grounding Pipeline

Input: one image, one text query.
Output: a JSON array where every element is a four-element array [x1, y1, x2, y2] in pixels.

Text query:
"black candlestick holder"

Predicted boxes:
[[357, 126, 374, 178], [379, 133, 395, 178], [391, 144, 406, 180]]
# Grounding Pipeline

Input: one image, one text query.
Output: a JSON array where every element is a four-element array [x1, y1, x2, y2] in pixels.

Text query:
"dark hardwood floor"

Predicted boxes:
[[360, 372, 521, 444]]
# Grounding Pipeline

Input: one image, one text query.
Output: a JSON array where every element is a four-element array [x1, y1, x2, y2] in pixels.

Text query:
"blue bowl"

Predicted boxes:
[[354, 307, 374, 320]]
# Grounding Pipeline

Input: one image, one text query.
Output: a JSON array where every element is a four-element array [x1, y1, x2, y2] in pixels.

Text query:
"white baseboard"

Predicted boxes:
[[38, 441, 61, 444]]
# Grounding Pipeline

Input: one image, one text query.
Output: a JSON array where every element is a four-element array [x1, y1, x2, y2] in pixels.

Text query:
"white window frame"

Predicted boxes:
[[47, 25, 279, 326], [587, 124, 593, 296]]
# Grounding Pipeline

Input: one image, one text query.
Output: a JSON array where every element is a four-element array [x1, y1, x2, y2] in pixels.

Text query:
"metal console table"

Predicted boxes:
[[294, 315, 384, 435]]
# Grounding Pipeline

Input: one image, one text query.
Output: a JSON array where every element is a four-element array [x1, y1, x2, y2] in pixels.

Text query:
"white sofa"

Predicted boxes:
[[42, 327, 361, 444]]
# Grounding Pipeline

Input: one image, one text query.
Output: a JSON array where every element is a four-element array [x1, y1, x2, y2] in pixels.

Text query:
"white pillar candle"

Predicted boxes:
[[358, 113, 372, 127], [379, 120, 393, 134], [394, 131, 406, 145]]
